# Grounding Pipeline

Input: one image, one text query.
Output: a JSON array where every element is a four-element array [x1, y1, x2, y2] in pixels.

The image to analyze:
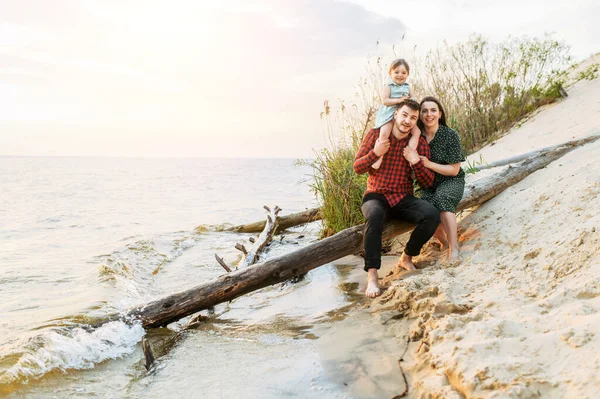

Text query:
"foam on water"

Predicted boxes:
[[96, 231, 200, 298], [0, 157, 319, 396], [0, 321, 145, 386]]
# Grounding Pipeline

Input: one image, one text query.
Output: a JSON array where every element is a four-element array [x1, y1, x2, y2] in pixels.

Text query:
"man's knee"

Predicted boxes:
[[362, 200, 387, 223], [420, 201, 441, 225]]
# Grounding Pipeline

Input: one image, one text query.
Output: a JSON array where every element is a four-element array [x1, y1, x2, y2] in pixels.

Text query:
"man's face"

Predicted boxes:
[[394, 106, 419, 134]]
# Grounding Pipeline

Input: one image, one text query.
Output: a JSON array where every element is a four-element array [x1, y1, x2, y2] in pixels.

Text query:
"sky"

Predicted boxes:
[[1, 0, 598, 158]]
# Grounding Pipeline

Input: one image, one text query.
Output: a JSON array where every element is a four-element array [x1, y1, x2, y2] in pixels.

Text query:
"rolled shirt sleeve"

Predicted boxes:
[[353, 130, 380, 174]]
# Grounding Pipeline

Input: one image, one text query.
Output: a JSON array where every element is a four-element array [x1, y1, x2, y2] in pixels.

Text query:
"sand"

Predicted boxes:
[[363, 54, 600, 398]]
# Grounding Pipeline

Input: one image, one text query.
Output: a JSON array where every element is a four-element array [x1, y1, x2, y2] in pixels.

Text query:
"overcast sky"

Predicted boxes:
[[1, 0, 598, 158]]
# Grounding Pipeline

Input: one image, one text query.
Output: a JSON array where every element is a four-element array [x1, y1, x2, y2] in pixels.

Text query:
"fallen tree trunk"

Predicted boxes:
[[217, 207, 322, 233], [200, 135, 600, 237], [465, 133, 600, 172], [458, 134, 600, 209], [111, 135, 598, 329]]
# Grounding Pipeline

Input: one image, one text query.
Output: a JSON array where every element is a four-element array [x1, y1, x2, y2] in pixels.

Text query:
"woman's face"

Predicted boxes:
[[420, 101, 441, 128]]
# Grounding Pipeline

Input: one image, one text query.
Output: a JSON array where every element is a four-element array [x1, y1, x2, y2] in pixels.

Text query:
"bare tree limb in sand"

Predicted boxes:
[[106, 135, 598, 329], [215, 207, 322, 233], [466, 133, 600, 172], [391, 336, 412, 398]]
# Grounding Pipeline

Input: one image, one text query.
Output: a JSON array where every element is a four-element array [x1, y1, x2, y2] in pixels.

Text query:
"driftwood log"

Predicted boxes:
[[216, 207, 322, 233], [465, 133, 599, 172], [113, 135, 600, 329], [214, 206, 282, 272], [459, 134, 600, 209], [237, 206, 281, 269], [205, 135, 600, 238]]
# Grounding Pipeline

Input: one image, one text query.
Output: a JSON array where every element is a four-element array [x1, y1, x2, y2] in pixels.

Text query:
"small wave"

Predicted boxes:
[[0, 321, 145, 387], [96, 233, 198, 298], [195, 224, 215, 232]]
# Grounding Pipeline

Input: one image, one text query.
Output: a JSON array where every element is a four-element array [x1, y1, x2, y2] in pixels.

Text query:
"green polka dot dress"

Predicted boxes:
[[418, 125, 465, 213]]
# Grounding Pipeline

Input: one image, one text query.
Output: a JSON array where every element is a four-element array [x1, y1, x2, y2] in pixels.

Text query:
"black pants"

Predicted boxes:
[[361, 193, 440, 271]]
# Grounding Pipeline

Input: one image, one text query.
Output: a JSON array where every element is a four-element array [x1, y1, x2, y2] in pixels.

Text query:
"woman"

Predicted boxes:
[[415, 96, 465, 260]]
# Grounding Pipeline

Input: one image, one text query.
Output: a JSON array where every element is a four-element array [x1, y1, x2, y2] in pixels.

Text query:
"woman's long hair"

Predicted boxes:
[[417, 96, 447, 132]]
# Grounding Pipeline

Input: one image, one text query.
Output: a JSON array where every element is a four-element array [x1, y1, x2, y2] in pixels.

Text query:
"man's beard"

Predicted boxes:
[[396, 122, 413, 134]]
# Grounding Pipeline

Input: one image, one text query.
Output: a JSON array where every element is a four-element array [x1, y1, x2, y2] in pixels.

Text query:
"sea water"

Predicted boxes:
[[0, 157, 405, 398]]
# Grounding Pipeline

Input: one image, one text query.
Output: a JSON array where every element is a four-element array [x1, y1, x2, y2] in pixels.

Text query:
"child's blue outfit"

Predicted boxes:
[[375, 80, 410, 128]]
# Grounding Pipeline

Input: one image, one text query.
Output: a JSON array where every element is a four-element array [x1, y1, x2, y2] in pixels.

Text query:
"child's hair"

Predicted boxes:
[[389, 59, 410, 75]]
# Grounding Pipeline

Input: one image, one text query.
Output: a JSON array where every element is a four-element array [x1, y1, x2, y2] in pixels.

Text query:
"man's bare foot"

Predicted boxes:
[[399, 253, 417, 271], [365, 268, 381, 298]]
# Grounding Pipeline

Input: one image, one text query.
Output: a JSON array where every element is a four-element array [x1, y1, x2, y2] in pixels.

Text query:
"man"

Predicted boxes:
[[353, 98, 440, 298]]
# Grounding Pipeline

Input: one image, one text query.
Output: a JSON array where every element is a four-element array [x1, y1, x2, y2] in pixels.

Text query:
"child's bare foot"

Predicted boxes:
[[399, 253, 417, 271], [365, 268, 381, 298]]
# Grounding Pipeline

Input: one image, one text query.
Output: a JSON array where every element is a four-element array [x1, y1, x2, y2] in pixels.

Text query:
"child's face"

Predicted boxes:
[[390, 65, 409, 85]]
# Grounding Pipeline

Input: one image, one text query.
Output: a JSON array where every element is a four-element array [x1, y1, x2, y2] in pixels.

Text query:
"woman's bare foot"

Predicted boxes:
[[434, 226, 448, 250], [399, 253, 417, 271], [438, 240, 449, 251], [448, 248, 460, 261], [365, 268, 381, 298]]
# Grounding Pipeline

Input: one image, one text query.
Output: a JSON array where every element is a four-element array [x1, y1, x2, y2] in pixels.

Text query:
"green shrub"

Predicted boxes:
[[309, 145, 368, 237], [575, 63, 599, 81]]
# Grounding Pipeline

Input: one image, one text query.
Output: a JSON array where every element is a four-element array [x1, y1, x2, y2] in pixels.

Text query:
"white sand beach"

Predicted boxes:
[[363, 53, 600, 398]]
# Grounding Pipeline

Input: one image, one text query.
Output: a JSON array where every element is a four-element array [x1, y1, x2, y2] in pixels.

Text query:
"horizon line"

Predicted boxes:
[[0, 154, 317, 161]]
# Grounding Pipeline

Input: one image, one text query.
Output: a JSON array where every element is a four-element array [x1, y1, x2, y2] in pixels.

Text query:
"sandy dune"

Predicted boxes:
[[368, 53, 600, 398]]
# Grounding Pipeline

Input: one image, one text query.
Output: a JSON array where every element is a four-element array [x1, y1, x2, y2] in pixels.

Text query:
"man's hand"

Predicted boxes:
[[373, 138, 390, 157], [403, 146, 421, 165]]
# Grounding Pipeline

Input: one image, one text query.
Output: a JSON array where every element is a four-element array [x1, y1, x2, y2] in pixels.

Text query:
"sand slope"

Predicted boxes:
[[371, 54, 600, 398]]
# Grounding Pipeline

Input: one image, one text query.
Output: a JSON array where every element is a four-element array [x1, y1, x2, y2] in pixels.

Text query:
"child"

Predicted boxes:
[[372, 59, 420, 169]]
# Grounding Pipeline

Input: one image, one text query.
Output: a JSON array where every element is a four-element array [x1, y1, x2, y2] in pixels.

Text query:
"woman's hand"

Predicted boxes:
[[419, 155, 431, 168], [403, 146, 421, 165]]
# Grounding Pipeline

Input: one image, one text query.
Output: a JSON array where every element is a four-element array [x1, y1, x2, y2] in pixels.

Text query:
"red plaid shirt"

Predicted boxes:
[[353, 128, 434, 207]]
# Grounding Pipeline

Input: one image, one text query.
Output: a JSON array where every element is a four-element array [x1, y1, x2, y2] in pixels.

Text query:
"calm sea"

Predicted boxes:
[[0, 157, 406, 398]]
